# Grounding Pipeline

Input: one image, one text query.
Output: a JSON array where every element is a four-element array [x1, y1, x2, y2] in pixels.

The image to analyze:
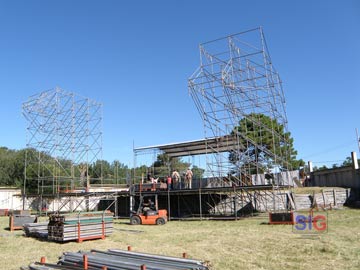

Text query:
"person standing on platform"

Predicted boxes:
[[185, 168, 193, 189], [167, 175, 172, 190], [172, 169, 181, 189]]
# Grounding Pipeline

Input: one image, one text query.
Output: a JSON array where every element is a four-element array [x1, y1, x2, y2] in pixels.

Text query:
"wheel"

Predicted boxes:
[[156, 217, 166, 225], [130, 215, 141, 225]]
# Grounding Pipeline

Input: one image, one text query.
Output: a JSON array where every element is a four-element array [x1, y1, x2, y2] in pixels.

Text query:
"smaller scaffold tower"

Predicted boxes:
[[22, 87, 103, 195]]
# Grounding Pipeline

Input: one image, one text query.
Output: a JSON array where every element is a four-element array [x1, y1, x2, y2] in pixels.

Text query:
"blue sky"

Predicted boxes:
[[0, 0, 359, 168]]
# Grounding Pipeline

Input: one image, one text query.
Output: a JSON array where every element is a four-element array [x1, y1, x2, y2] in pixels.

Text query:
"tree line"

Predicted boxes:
[[0, 147, 124, 189], [0, 147, 204, 191], [2, 144, 354, 191], [313, 156, 360, 171], [1, 112, 331, 190]]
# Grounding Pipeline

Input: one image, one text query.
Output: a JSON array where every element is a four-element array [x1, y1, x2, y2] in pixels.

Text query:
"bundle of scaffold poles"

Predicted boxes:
[[21, 249, 210, 270], [47, 211, 114, 242], [23, 222, 49, 238]]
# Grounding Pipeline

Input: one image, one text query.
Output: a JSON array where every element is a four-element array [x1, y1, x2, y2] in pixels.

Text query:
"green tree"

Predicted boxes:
[[151, 154, 190, 177], [230, 113, 304, 174], [152, 153, 171, 177], [313, 165, 328, 171], [12, 149, 26, 187], [111, 160, 129, 184], [89, 160, 111, 184], [0, 147, 30, 187], [0, 147, 15, 186], [133, 165, 148, 183], [150, 153, 205, 180], [191, 165, 205, 180], [342, 156, 360, 167]]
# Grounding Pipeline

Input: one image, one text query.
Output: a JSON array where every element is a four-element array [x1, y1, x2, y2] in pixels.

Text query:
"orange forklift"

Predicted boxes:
[[130, 194, 168, 225]]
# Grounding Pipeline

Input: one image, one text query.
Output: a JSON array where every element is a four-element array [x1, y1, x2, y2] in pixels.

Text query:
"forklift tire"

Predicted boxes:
[[156, 217, 166, 225], [130, 215, 141, 225]]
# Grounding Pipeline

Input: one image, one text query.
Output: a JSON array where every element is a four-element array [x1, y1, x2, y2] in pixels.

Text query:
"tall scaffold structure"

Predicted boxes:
[[22, 87, 103, 196], [188, 27, 291, 187]]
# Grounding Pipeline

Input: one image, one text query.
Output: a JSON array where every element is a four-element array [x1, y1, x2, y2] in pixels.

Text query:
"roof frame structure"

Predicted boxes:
[[134, 135, 242, 158]]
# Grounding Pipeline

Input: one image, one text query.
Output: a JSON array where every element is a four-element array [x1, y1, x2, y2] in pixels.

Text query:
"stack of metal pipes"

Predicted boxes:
[[21, 249, 209, 270], [23, 222, 49, 238], [47, 211, 113, 242]]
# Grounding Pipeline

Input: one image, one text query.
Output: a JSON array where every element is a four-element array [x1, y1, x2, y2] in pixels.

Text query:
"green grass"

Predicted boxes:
[[0, 208, 359, 269]]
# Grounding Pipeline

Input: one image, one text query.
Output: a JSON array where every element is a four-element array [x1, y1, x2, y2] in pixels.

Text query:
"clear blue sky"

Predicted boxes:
[[0, 0, 359, 168]]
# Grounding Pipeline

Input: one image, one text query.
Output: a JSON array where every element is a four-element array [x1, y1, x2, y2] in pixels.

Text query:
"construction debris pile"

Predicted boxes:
[[47, 211, 113, 242], [21, 249, 210, 270]]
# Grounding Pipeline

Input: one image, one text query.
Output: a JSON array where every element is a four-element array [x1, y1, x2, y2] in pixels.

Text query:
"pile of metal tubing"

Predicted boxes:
[[48, 211, 113, 242], [23, 222, 49, 238], [21, 249, 209, 270]]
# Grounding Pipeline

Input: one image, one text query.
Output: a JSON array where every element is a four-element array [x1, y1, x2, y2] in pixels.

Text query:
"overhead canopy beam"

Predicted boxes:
[[134, 135, 243, 158]]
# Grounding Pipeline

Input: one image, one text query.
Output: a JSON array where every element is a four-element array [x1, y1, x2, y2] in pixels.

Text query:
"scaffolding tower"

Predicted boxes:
[[188, 27, 290, 186], [22, 87, 103, 195]]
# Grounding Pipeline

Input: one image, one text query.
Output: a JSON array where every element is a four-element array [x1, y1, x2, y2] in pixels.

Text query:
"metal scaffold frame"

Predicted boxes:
[[22, 87, 103, 196], [188, 27, 290, 186]]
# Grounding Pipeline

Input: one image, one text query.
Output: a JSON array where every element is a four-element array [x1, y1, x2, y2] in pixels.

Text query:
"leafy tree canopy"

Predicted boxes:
[[148, 153, 204, 180], [230, 113, 304, 174]]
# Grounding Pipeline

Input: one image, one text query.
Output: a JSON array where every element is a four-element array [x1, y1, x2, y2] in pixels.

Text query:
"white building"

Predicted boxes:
[[0, 187, 22, 210]]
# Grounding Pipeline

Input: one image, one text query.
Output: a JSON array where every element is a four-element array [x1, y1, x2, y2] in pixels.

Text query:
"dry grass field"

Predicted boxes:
[[0, 208, 359, 270]]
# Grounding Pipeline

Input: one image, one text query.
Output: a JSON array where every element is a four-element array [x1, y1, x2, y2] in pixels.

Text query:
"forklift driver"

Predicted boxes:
[[142, 198, 155, 212]]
